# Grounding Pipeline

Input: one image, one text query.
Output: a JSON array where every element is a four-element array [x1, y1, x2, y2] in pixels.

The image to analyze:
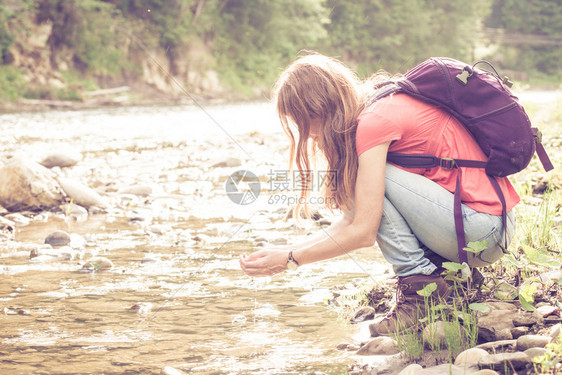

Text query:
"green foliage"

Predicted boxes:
[[495, 0, 562, 75], [0, 65, 24, 100], [37, 0, 127, 77], [533, 333, 562, 374], [323, 0, 492, 75]]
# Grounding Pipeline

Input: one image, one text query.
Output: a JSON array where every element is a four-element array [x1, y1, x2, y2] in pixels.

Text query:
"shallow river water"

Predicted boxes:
[[0, 102, 389, 374]]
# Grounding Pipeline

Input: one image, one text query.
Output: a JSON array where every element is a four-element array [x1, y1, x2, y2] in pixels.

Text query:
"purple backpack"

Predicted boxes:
[[369, 57, 554, 264]]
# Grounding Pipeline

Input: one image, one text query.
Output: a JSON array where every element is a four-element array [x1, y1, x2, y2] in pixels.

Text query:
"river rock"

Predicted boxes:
[[119, 185, 152, 196], [477, 304, 518, 341], [536, 305, 557, 318], [0, 157, 65, 212], [516, 334, 551, 351], [45, 230, 71, 246], [130, 302, 153, 314], [510, 326, 529, 339], [0, 215, 15, 231], [351, 306, 376, 323], [162, 366, 186, 375], [475, 339, 517, 352], [4, 213, 30, 226], [81, 257, 113, 272], [398, 364, 423, 375], [478, 352, 530, 371], [470, 371, 500, 375], [415, 363, 478, 375], [58, 178, 108, 208], [356, 336, 399, 355], [64, 203, 88, 221], [210, 157, 242, 168], [512, 312, 539, 327], [524, 347, 551, 360], [549, 323, 562, 342], [455, 347, 489, 366], [39, 152, 81, 169]]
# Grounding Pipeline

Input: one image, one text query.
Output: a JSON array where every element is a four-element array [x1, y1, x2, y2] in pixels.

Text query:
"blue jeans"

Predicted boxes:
[[377, 164, 516, 277]]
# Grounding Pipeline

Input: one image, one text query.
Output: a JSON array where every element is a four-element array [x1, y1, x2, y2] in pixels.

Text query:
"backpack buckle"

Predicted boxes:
[[439, 158, 456, 169]]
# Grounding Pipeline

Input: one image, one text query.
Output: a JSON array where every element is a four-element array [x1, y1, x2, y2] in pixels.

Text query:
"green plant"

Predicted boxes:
[[533, 333, 562, 374]]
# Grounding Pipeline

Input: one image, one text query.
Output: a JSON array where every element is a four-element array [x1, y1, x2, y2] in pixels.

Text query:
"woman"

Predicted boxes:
[[239, 53, 518, 336]]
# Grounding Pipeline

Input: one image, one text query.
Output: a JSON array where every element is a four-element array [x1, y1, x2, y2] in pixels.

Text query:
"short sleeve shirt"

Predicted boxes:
[[356, 93, 520, 215]]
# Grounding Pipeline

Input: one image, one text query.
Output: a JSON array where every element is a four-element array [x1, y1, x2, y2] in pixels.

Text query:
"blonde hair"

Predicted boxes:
[[273, 53, 372, 219]]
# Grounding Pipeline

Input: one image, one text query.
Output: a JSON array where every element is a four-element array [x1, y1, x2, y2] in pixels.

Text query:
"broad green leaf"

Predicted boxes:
[[494, 282, 518, 300], [520, 297, 536, 312], [417, 282, 437, 297], [522, 245, 560, 268], [502, 254, 523, 268], [464, 239, 488, 254], [442, 262, 466, 272], [468, 303, 491, 313]]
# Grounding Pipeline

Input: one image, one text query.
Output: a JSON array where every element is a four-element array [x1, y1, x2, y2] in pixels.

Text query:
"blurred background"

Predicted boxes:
[[0, 0, 560, 107]]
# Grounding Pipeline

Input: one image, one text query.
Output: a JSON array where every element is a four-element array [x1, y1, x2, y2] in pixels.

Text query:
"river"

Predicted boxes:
[[0, 102, 389, 374]]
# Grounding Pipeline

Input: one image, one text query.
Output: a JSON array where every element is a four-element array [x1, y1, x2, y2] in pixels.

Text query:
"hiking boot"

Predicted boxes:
[[369, 274, 452, 337]]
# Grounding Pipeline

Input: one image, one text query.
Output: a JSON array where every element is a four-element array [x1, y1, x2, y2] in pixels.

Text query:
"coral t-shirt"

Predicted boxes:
[[356, 93, 520, 215]]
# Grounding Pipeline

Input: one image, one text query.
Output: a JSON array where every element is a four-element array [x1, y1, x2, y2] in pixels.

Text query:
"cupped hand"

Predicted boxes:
[[239, 248, 290, 277]]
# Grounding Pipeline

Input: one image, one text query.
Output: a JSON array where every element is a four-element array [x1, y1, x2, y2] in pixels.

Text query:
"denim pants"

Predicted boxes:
[[377, 164, 516, 277]]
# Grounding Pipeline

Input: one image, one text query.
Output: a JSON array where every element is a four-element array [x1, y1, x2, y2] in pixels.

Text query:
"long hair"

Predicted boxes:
[[273, 53, 373, 219]]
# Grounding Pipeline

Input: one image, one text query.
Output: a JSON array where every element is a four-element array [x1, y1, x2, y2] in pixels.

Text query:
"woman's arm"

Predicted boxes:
[[240, 142, 389, 277]]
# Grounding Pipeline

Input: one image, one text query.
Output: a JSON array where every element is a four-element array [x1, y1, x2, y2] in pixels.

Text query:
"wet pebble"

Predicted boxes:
[[141, 255, 158, 263], [162, 367, 186, 375], [39, 152, 81, 169], [356, 336, 399, 356], [81, 257, 114, 272], [210, 157, 242, 168], [45, 230, 71, 247], [478, 352, 530, 371], [58, 178, 108, 208], [516, 334, 551, 351], [4, 213, 30, 226], [350, 306, 375, 324], [119, 185, 152, 196], [129, 302, 153, 314], [64, 204, 88, 221]]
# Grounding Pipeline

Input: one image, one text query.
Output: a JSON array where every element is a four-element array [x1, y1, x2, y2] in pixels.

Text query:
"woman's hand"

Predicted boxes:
[[239, 248, 290, 277]]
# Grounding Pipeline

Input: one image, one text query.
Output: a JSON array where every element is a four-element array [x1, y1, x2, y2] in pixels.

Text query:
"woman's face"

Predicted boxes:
[[309, 117, 323, 142]]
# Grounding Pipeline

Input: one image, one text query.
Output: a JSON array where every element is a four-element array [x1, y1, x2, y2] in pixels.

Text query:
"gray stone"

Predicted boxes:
[[356, 336, 399, 356], [477, 309, 516, 342], [512, 312, 540, 327], [416, 363, 478, 375], [510, 326, 529, 339], [475, 339, 517, 352], [398, 364, 423, 375], [39, 152, 81, 169], [549, 323, 562, 343], [45, 230, 71, 247], [210, 157, 242, 168], [81, 257, 114, 272], [524, 347, 551, 360], [0, 157, 65, 212], [4, 213, 30, 226], [478, 352, 531, 371], [455, 347, 489, 366], [470, 370, 500, 375], [351, 306, 376, 324], [58, 178, 108, 208], [119, 185, 152, 196], [536, 305, 557, 318], [516, 334, 551, 351]]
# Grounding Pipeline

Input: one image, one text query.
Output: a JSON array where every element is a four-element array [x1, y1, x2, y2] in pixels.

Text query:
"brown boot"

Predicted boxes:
[[369, 274, 451, 337]]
